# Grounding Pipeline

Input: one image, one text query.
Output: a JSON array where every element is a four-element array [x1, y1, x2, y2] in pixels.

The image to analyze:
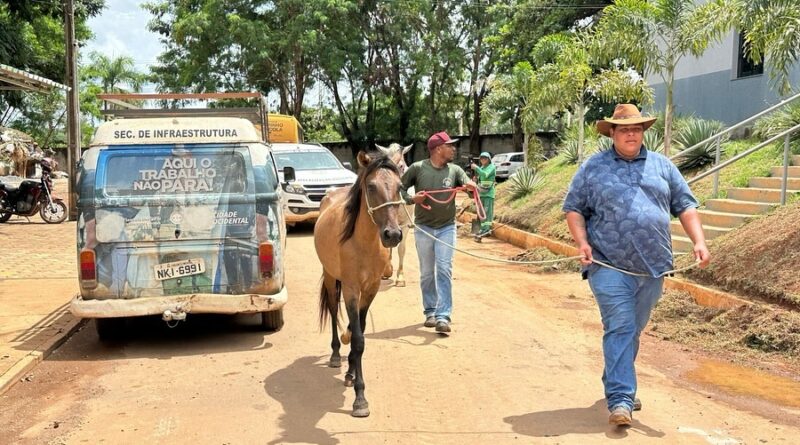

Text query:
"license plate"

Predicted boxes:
[[154, 258, 205, 281]]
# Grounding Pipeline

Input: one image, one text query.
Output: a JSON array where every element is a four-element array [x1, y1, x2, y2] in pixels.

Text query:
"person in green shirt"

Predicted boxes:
[[401, 131, 477, 334], [470, 151, 496, 237]]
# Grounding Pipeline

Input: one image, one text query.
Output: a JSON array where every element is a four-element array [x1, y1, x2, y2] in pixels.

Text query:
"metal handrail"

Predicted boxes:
[[687, 122, 800, 205], [669, 90, 800, 162]]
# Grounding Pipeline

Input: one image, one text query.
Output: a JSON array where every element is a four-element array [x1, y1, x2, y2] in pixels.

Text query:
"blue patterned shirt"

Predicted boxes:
[[562, 147, 698, 277]]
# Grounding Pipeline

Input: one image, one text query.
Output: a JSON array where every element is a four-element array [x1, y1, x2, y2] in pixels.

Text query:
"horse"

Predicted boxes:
[[314, 150, 404, 417], [375, 143, 414, 287]]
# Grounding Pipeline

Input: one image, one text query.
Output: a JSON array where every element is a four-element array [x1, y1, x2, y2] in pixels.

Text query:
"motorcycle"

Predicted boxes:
[[0, 160, 67, 224]]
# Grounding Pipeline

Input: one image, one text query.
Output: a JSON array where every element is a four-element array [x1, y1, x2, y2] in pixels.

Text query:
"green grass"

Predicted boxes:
[[688, 138, 786, 205], [494, 137, 788, 242]]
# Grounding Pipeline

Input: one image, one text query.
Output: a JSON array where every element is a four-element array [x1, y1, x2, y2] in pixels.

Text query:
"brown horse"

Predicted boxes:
[[376, 143, 414, 286], [314, 151, 404, 417]]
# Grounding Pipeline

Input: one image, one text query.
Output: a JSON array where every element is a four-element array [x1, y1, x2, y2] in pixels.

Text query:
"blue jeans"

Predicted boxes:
[[414, 223, 456, 322], [588, 267, 664, 411]]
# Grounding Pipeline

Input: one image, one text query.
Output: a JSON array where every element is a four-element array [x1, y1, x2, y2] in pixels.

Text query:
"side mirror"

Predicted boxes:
[[342, 161, 353, 171], [283, 166, 296, 183]]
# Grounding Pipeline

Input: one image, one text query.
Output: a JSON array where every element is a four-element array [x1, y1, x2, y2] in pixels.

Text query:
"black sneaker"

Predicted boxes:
[[424, 316, 436, 328], [435, 320, 451, 333]]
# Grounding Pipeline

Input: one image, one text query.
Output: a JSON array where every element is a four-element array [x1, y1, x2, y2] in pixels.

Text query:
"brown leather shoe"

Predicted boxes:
[[608, 406, 632, 426], [435, 320, 451, 333]]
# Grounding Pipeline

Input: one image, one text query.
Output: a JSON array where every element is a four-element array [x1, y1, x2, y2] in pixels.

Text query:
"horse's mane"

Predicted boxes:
[[340, 153, 400, 243]]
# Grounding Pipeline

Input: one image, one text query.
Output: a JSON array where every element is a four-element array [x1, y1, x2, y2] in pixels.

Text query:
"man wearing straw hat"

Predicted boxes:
[[562, 104, 711, 426]]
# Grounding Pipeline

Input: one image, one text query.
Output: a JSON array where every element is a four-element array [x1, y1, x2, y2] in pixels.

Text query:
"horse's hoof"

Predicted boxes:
[[329, 357, 341, 368], [395, 280, 406, 287], [351, 407, 370, 417], [352, 401, 370, 417], [344, 374, 355, 387]]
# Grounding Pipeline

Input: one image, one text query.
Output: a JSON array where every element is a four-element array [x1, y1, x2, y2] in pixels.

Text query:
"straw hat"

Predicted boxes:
[[596, 104, 656, 137]]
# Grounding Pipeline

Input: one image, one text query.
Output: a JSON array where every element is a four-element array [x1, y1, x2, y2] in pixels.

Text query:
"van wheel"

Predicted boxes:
[[95, 318, 126, 342], [261, 309, 284, 332]]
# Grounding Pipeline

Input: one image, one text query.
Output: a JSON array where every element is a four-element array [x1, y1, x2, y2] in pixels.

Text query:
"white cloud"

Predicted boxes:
[[83, 0, 163, 71]]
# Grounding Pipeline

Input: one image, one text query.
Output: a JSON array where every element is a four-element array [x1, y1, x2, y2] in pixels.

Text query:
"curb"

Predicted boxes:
[[458, 213, 749, 310], [0, 316, 85, 396]]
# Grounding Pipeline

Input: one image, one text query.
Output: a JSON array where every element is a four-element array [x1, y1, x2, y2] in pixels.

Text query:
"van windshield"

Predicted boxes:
[[273, 151, 341, 171], [102, 150, 247, 196]]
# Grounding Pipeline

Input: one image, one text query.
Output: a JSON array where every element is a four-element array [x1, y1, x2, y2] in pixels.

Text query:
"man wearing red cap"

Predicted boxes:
[[401, 131, 476, 334]]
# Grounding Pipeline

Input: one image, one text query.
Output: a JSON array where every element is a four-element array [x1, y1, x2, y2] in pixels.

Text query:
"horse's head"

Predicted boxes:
[[376, 143, 413, 176], [341, 151, 404, 247]]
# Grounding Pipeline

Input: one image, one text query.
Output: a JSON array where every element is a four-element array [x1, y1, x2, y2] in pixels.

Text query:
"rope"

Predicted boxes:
[[402, 205, 700, 277], [418, 187, 486, 220]]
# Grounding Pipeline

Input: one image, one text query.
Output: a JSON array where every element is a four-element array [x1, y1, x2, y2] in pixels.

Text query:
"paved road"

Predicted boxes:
[[1, 222, 799, 444]]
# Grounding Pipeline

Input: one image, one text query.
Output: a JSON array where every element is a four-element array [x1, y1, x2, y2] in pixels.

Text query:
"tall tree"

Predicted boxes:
[[593, 0, 733, 156], [530, 32, 653, 163], [83, 52, 145, 97]]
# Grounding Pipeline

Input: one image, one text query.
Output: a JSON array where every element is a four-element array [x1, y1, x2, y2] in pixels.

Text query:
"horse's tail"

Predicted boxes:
[[318, 275, 342, 331]]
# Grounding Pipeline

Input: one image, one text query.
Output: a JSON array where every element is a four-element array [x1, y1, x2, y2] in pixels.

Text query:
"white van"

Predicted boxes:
[[70, 117, 289, 339], [272, 143, 357, 224]]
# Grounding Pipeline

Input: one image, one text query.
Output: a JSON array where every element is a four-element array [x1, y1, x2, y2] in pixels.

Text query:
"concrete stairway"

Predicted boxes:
[[671, 154, 800, 252]]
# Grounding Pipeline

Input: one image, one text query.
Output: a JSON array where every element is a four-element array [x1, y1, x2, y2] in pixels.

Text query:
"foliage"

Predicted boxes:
[[507, 166, 544, 200], [731, 0, 800, 95], [526, 31, 653, 164], [593, 0, 736, 156], [753, 101, 800, 153], [0, 0, 104, 128], [672, 117, 727, 171], [83, 52, 145, 95]]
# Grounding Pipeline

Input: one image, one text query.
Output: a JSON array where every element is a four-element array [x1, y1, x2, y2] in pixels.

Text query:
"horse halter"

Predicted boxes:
[[364, 191, 405, 226]]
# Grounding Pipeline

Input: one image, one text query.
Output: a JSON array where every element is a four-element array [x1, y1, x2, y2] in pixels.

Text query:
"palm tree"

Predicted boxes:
[[83, 52, 146, 110], [528, 32, 653, 164], [593, 0, 734, 157]]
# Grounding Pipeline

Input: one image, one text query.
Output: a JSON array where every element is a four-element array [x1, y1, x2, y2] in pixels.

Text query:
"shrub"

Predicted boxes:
[[754, 101, 800, 154], [507, 166, 544, 200]]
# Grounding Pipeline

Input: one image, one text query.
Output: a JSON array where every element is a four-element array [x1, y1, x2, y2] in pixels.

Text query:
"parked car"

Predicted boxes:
[[493, 152, 525, 180], [272, 143, 357, 225]]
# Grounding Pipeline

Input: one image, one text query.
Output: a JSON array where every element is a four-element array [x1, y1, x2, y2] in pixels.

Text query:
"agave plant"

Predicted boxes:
[[643, 130, 664, 154], [508, 166, 544, 200], [672, 118, 726, 171]]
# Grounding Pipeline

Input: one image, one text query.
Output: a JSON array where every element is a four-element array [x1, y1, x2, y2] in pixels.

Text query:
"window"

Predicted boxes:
[[737, 32, 763, 78]]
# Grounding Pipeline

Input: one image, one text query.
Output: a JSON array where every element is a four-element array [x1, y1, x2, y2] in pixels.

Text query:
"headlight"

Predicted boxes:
[[282, 182, 306, 194]]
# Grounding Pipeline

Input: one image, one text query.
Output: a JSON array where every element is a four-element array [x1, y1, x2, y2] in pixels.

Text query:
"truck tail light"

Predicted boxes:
[[259, 242, 274, 278], [79, 249, 97, 288]]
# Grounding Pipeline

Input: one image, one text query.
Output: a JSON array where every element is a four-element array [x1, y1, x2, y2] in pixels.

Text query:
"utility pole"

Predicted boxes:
[[64, 0, 81, 220]]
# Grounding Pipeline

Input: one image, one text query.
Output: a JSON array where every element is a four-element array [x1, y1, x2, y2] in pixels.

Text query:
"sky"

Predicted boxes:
[[84, 0, 163, 91]]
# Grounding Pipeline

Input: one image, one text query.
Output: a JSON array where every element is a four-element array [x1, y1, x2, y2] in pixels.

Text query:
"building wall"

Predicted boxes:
[[646, 31, 800, 125]]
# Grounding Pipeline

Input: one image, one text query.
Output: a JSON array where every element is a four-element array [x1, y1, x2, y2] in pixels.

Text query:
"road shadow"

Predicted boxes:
[[504, 399, 665, 440], [47, 314, 274, 361], [366, 323, 448, 348], [264, 355, 348, 445]]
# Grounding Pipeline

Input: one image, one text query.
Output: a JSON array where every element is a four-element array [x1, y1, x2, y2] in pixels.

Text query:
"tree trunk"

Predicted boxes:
[[512, 106, 523, 151], [577, 102, 586, 165], [663, 73, 675, 158], [469, 89, 481, 156], [523, 131, 530, 167]]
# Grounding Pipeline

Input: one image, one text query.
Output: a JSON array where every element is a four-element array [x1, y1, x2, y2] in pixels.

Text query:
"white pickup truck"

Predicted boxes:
[[272, 143, 357, 225]]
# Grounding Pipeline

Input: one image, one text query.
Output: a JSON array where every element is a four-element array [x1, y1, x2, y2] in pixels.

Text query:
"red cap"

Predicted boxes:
[[427, 131, 459, 150]]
